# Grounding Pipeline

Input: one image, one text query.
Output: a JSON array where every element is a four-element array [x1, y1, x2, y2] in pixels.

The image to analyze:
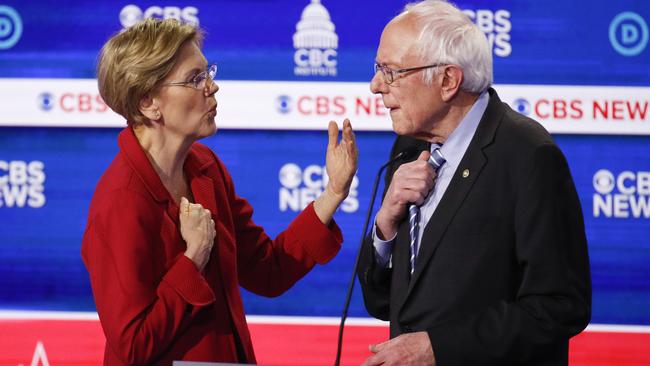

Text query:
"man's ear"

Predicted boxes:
[[139, 94, 161, 121], [440, 65, 464, 102]]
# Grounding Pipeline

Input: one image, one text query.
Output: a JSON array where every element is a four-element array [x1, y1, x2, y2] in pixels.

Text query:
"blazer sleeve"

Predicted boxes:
[[426, 143, 592, 365], [357, 234, 392, 320], [81, 189, 216, 365], [213, 157, 343, 297]]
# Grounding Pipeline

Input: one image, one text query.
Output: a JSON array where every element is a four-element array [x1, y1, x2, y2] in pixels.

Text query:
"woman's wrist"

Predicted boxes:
[[313, 184, 347, 225], [324, 183, 347, 205]]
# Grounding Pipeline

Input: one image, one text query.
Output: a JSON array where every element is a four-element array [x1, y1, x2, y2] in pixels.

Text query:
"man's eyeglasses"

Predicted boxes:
[[373, 63, 448, 84], [162, 64, 217, 90]]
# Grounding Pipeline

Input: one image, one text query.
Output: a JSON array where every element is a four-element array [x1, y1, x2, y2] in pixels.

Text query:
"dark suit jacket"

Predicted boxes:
[[358, 88, 591, 366], [82, 127, 342, 365]]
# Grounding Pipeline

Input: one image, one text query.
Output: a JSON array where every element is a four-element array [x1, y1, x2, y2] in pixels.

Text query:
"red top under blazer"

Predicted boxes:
[[81, 127, 342, 365]]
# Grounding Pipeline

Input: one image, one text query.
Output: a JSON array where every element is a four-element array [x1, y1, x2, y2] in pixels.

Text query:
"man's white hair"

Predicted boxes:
[[402, 0, 493, 93]]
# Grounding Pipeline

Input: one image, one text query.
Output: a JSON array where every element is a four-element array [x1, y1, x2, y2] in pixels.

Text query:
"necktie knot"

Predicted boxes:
[[428, 146, 446, 170]]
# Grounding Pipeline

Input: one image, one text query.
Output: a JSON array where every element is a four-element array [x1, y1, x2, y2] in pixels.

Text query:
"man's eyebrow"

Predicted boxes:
[[375, 59, 399, 68]]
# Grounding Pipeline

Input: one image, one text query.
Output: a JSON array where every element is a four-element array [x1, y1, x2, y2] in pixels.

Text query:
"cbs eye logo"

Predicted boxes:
[[279, 163, 302, 188], [276, 95, 292, 114], [593, 169, 615, 195], [0, 6, 23, 50], [512, 98, 531, 116]]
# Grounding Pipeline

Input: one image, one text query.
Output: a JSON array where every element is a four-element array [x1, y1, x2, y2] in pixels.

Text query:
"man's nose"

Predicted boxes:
[[370, 71, 387, 94]]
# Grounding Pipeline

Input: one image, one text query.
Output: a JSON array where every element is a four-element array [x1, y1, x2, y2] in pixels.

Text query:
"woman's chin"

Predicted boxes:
[[204, 119, 218, 137]]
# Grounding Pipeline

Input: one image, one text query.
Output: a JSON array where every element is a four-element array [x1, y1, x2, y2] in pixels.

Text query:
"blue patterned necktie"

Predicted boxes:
[[409, 147, 446, 276]]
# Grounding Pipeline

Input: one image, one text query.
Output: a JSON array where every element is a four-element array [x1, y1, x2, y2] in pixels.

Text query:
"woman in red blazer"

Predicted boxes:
[[81, 18, 358, 365]]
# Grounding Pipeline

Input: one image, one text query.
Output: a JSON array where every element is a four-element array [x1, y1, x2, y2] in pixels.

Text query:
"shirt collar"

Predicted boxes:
[[436, 91, 489, 169]]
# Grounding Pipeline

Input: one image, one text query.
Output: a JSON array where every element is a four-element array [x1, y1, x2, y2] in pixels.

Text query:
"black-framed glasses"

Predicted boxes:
[[373, 62, 448, 84], [162, 64, 217, 90]]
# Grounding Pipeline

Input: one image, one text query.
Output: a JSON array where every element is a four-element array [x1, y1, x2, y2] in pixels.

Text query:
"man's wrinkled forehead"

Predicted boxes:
[[376, 13, 420, 67]]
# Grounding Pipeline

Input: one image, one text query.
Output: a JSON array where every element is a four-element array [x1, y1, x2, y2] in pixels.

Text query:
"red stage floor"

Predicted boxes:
[[1, 312, 648, 365]]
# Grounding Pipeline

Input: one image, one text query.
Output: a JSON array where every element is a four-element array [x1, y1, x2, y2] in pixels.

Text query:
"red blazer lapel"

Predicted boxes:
[[118, 127, 173, 204]]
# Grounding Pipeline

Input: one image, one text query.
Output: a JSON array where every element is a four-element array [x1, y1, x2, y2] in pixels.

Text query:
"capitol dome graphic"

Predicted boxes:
[[293, 0, 338, 49]]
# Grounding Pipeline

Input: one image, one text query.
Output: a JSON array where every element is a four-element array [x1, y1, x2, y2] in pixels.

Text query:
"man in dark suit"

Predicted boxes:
[[358, 1, 591, 365]]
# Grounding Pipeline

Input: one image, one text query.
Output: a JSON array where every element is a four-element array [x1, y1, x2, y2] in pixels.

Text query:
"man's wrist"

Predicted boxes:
[[376, 211, 397, 239]]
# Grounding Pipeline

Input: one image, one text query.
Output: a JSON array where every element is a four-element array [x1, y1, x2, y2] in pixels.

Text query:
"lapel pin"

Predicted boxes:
[[462, 169, 470, 178]]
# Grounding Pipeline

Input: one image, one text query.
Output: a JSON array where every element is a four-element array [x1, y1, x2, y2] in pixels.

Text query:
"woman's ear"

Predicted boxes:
[[139, 95, 161, 121]]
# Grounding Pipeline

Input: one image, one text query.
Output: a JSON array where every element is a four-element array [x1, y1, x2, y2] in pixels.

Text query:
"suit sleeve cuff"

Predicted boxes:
[[161, 255, 216, 306], [288, 202, 343, 264], [372, 217, 396, 268], [427, 325, 464, 366]]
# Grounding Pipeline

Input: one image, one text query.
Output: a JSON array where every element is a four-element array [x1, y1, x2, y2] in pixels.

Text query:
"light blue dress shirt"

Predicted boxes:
[[373, 91, 490, 267]]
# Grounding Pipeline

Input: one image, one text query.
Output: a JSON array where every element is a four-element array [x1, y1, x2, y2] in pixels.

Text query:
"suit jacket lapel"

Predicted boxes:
[[189, 175, 218, 218], [184, 149, 238, 293], [184, 149, 222, 264], [185, 149, 219, 218], [399, 88, 506, 308]]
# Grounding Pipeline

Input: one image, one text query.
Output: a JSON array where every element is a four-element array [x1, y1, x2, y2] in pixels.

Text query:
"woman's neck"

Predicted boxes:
[[133, 124, 193, 202]]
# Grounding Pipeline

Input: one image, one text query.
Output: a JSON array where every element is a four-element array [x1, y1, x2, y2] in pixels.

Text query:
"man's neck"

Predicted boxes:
[[428, 92, 480, 144]]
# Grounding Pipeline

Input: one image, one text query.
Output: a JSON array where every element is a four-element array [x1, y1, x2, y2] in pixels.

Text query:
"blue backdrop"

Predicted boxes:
[[0, 0, 649, 327], [1, 128, 649, 325]]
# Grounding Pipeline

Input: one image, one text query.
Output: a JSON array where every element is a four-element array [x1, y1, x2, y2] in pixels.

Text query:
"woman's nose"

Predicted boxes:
[[205, 79, 219, 96]]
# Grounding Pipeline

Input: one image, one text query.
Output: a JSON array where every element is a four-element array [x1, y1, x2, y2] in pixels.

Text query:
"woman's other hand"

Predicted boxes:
[[325, 118, 358, 200], [314, 119, 359, 225]]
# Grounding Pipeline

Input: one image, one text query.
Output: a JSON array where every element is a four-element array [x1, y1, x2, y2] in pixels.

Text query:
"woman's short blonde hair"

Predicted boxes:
[[97, 18, 204, 126]]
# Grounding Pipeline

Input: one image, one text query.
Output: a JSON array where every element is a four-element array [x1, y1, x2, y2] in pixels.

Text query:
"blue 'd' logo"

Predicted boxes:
[[513, 98, 531, 116], [609, 12, 649, 56], [38, 92, 55, 111], [0, 6, 23, 50], [276, 95, 292, 114]]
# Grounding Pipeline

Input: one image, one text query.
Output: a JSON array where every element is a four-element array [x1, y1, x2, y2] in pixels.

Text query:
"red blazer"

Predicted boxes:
[[81, 127, 342, 365]]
